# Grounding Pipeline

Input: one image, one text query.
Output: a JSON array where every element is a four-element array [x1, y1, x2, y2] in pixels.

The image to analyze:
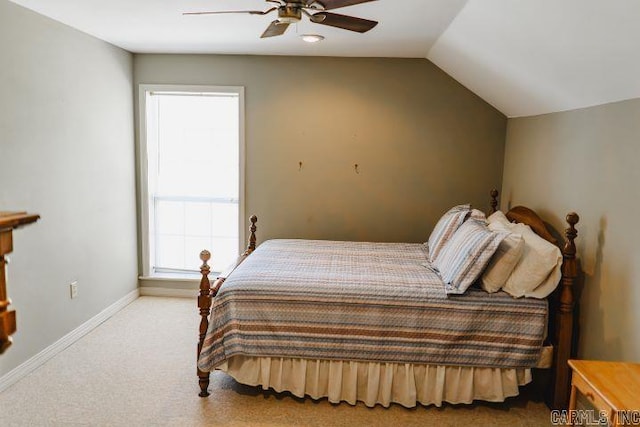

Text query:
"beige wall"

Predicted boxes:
[[134, 55, 506, 256], [503, 98, 640, 362], [0, 1, 138, 376]]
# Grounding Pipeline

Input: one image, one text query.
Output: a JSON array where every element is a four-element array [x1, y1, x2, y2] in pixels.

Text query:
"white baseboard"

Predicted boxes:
[[139, 287, 196, 298], [0, 288, 139, 394]]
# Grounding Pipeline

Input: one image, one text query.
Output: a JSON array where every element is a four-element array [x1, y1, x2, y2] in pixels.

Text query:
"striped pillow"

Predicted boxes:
[[434, 218, 507, 295], [427, 204, 471, 263], [469, 208, 487, 222]]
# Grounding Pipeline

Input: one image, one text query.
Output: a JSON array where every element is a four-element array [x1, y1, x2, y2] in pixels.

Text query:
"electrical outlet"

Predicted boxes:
[[70, 281, 78, 299]]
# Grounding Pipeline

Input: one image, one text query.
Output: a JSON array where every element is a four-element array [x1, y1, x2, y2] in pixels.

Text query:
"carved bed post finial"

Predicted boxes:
[[490, 189, 499, 214], [243, 215, 258, 256], [551, 212, 580, 409], [197, 249, 212, 397]]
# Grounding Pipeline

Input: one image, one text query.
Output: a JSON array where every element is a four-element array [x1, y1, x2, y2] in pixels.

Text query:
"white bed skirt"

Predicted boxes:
[[217, 356, 533, 408]]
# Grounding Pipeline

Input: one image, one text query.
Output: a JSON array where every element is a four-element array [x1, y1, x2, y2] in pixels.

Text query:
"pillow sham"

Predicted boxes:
[[480, 220, 525, 293], [469, 209, 487, 222], [427, 204, 471, 263], [502, 223, 562, 298], [526, 260, 563, 299], [434, 218, 507, 295]]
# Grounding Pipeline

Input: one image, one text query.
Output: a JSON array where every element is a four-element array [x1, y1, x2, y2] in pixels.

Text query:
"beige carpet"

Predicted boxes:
[[0, 297, 552, 426]]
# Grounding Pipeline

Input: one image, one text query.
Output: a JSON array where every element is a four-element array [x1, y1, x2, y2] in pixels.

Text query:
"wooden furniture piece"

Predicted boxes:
[[196, 191, 581, 408], [504, 204, 580, 409], [568, 360, 640, 426], [0, 211, 40, 354]]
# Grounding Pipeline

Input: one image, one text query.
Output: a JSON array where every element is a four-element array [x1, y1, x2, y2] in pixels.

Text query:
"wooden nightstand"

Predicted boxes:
[[568, 360, 640, 426], [0, 211, 40, 354]]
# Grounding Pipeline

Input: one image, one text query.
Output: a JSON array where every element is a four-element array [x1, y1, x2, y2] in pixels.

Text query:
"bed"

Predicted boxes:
[[196, 190, 580, 409]]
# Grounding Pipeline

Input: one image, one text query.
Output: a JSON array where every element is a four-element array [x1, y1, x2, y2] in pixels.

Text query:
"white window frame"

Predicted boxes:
[[138, 84, 246, 278]]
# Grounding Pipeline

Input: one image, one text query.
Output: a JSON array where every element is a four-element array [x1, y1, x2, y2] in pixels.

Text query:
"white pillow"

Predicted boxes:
[[502, 223, 562, 298], [526, 260, 563, 299], [480, 220, 525, 293], [487, 210, 511, 227]]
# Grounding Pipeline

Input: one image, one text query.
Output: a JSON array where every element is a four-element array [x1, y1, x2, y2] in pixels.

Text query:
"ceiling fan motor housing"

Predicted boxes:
[[278, 5, 302, 23]]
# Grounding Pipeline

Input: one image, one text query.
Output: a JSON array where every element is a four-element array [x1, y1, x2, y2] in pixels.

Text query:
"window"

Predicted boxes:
[[139, 85, 244, 276]]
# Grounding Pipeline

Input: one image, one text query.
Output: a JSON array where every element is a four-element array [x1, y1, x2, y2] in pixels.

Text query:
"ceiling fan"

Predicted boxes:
[[183, 0, 379, 39]]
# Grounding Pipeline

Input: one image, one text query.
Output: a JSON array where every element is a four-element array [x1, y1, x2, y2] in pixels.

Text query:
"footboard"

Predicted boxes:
[[196, 215, 258, 397]]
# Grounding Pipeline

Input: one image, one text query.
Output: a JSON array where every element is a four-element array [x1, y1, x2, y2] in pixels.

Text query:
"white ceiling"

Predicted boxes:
[[8, 0, 468, 58], [8, 0, 640, 117], [427, 0, 640, 117]]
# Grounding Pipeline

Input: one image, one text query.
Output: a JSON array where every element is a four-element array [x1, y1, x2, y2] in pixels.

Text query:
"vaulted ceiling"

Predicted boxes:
[[429, 0, 640, 117], [9, 0, 640, 117]]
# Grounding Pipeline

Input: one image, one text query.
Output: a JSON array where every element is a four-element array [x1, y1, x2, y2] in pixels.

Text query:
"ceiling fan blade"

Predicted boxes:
[[261, 21, 290, 38], [313, 0, 377, 11], [311, 12, 377, 33], [183, 8, 276, 16]]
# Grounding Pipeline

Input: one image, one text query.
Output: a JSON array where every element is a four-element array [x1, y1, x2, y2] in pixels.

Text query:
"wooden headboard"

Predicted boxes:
[[489, 189, 580, 410]]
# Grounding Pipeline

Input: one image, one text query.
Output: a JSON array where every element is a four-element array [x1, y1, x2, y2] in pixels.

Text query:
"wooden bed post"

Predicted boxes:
[[490, 189, 499, 213], [196, 215, 259, 397], [551, 212, 580, 409], [243, 215, 258, 256], [197, 250, 212, 397]]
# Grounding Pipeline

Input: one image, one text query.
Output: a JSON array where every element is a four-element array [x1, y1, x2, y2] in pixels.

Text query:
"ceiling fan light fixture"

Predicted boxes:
[[277, 5, 302, 24], [301, 34, 325, 43]]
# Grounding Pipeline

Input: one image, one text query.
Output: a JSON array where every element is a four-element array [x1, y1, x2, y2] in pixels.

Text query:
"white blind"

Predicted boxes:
[[147, 93, 240, 273]]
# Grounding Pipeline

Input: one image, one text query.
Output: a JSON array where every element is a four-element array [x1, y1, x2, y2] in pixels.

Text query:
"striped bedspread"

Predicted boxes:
[[198, 239, 548, 372]]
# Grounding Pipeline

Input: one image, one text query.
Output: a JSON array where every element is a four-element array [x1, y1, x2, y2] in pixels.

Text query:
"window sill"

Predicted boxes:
[[139, 271, 214, 283]]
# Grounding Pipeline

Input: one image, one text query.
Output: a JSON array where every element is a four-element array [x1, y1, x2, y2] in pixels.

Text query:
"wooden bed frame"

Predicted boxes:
[[196, 190, 581, 409]]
